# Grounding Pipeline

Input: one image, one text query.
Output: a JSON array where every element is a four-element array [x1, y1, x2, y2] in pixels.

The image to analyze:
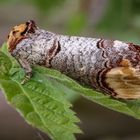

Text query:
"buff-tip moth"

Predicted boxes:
[[7, 20, 140, 99]]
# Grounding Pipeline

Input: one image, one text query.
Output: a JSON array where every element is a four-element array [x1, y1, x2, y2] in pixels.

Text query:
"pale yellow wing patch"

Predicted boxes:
[[106, 60, 140, 99]]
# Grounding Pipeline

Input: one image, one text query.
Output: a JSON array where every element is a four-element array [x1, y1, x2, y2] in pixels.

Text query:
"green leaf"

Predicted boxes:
[[0, 45, 81, 140]]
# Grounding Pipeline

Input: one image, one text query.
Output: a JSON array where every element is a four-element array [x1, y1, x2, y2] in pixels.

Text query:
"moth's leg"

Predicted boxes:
[[18, 58, 32, 84]]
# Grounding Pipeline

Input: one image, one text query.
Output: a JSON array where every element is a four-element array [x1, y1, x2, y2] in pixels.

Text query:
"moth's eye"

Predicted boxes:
[[26, 22, 30, 26], [12, 30, 18, 35], [20, 27, 28, 36], [7, 35, 10, 39]]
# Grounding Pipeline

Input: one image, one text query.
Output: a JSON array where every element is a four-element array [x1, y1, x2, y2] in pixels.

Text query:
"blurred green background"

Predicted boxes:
[[1, 0, 140, 140]]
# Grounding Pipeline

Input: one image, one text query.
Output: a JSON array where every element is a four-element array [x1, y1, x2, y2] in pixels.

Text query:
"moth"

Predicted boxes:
[[7, 20, 140, 99]]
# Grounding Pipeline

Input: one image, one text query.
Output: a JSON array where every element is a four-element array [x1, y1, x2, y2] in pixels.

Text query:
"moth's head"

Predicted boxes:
[[7, 20, 37, 53]]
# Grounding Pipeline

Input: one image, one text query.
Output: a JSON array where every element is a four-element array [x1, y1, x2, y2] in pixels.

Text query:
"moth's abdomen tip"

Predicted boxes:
[[106, 59, 140, 99]]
